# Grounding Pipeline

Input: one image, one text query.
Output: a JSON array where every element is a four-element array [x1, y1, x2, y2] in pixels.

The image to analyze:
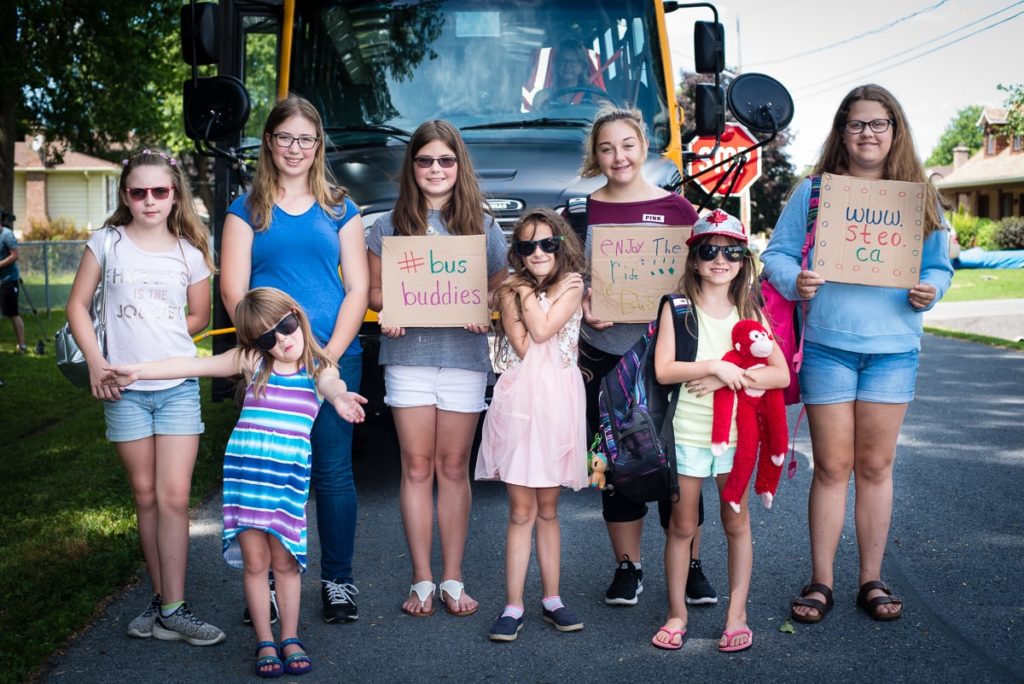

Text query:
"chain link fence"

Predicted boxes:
[[16, 240, 87, 315]]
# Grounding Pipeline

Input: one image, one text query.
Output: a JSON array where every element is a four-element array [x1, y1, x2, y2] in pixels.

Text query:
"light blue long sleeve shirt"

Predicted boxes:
[[760, 178, 954, 354]]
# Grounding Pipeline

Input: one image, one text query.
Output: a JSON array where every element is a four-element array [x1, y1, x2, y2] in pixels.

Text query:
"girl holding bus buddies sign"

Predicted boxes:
[[761, 84, 953, 623], [367, 120, 508, 618]]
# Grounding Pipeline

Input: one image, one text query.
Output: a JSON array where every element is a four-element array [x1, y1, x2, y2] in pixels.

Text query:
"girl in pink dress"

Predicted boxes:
[[475, 208, 588, 641]]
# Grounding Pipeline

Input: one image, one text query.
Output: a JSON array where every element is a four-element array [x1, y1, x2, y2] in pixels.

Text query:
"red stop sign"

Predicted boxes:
[[687, 124, 762, 195]]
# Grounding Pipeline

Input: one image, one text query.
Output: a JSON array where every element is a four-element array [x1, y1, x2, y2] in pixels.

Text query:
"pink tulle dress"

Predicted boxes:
[[475, 293, 588, 490]]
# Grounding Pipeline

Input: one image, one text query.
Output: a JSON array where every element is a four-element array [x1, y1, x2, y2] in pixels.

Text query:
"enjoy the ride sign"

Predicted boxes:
[[688, 124, 762, 195]]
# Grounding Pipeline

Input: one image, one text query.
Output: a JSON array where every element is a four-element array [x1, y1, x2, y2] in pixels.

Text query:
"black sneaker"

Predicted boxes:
[[242, 578, 279, 626], [542, 606, 584, 632], [488, 613, 524, 642], [322, 579, 359, 623], [605, 556, 643, 606], [685, 558, 719, 605]]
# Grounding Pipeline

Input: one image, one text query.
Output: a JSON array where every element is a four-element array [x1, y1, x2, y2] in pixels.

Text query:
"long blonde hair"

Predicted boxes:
[[104, 150, 215, 273], [392, 120, 491, 236], [579, 107, 649, 179], [813, 84, 944, 236], [233, 287, 333, 398], [247, 96, 348, 232]]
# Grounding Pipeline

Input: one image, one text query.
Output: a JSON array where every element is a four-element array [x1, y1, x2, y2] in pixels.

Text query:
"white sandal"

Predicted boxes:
[[404, 580, 436, 617], [439, 579, 478, 617]]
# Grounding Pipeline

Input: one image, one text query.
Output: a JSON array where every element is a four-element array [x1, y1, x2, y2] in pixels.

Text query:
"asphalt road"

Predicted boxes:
[[42, 334, 1024, 683]]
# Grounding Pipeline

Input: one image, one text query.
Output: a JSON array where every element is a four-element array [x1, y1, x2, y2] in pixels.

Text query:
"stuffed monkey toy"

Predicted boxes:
[[711, 319, 789, 513]]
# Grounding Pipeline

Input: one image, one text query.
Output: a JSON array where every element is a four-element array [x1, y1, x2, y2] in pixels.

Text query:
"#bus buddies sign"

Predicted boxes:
[[381, 235, 489, 328], [813, 173, 925, 289], [590, 225, 692, 323]]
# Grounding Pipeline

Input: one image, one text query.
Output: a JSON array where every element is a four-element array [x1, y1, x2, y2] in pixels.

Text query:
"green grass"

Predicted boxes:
[[924, 326, 1024, 351], [0, 311, 237, 684], [944, 268, 1024, 302]]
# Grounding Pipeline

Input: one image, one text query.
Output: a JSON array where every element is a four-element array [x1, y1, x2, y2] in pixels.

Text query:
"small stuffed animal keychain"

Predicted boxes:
[[711, 319, 789, 512]]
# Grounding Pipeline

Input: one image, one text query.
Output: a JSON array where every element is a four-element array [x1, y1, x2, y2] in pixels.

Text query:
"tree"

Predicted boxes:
[[925, 105, 984, 166], [998, 83, 1024, 137], [2, 2, 185, 215], [677, 71, 796, 233]]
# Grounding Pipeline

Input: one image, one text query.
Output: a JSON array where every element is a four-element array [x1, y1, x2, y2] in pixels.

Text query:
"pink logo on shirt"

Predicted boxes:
[[642, 213, 665, 223]]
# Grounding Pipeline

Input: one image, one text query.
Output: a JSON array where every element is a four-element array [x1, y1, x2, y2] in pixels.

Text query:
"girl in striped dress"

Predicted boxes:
[[103, 287, 366, 678]]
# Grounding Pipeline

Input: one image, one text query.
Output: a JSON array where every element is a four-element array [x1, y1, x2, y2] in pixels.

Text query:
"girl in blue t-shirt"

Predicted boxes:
[[367, 120, 508, 618], [220, 96, 370, 625]]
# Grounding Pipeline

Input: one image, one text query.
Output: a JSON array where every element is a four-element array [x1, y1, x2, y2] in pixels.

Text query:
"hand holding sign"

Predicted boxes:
[[813, 174, 925, 289], [381, 235, 489, 328]]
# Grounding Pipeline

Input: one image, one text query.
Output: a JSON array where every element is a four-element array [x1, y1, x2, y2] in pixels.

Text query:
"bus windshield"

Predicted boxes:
[[290, 0, 672, 148]]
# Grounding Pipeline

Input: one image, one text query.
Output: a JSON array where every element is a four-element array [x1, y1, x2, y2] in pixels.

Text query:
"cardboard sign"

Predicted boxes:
[[381, 234, 489, 328], [813, 173, 925, 288], [590, 225, 692, 323]]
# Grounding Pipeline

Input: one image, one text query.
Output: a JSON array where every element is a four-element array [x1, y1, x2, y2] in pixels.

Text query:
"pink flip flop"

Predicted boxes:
[[719, 627, 753, 653], [651, 625, 687, 650]]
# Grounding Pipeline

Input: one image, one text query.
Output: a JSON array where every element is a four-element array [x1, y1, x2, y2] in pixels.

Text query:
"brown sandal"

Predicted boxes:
[[790, 583, 834, 624], [857, 580, 903, 621]]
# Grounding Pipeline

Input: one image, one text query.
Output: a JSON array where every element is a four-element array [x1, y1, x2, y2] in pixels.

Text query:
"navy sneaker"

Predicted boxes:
[[542, 606, 583, 632], [488, 613, 524, 642]]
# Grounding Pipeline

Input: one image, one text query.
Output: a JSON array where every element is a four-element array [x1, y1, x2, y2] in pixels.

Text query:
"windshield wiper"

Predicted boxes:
[[461, 118, 591, 131], [325, 124, 412, 141]]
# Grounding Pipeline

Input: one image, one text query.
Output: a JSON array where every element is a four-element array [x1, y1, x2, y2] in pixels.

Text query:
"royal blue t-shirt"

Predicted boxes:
[[227, 194, 362, 354]]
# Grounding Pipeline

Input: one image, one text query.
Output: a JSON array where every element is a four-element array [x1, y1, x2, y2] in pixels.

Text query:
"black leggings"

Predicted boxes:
[[580, 338, 704, 529]]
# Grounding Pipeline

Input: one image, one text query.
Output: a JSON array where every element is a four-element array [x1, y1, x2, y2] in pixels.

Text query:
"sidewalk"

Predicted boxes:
[[923, 297, 1024, 341]]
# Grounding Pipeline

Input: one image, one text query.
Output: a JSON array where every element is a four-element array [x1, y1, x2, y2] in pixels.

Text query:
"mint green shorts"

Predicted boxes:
[[676, 443, 736, 478]]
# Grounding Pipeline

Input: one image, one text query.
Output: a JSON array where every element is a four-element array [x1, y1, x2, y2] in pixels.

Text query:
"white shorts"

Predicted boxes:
[[384, 365, 487, 413]]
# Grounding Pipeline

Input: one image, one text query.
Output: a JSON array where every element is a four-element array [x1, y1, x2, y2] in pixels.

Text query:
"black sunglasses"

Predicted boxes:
[[255, 312, 299, 352], [697, 244, 748, 262], [514, 236, 564, 257]]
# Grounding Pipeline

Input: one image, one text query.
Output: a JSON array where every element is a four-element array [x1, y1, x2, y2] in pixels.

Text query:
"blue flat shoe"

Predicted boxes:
[[280, 637, 312, 676], [254, 641, 283, 679]]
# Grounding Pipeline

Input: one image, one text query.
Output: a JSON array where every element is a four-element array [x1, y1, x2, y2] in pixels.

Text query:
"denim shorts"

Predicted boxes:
[[799, 341, 919, 405], [104, 378, 204, 442], [384, 365, 487, 413], [676, 443, 737, 478]]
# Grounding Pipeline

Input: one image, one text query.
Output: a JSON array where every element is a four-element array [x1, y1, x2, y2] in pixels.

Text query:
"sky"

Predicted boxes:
[[665, 0, 1022, 170]]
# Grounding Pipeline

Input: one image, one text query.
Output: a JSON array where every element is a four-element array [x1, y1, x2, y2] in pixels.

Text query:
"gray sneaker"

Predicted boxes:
[[152, 602, 226, 646], [126, 593, 162, 638]]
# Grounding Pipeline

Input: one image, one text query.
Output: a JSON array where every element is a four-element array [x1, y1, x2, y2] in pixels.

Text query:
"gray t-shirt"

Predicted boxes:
[[366, 209, 508, 373]]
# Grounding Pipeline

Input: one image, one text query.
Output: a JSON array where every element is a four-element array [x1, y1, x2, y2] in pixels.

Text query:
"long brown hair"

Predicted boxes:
[[233, 287, 334, 398], [492, 209, 584, 365], [392, 120, 490, 236], [247, 96, 348, 233], [813, 84, 944, 236], [579, 107, 649, 179], [104, 150, 215, 273], [677, 235, 763, 331]]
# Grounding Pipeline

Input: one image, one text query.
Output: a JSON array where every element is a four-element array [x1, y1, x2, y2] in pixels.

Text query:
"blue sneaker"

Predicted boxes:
[[488, 613, 524, 642], [542, 606, 583, 632]]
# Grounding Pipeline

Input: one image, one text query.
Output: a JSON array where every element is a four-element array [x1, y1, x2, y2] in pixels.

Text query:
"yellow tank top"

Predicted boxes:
[[673, 304, 740, 447]]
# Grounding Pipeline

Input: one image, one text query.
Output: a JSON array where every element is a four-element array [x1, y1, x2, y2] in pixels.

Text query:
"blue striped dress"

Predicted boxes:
[[222, 364, 321, 572]]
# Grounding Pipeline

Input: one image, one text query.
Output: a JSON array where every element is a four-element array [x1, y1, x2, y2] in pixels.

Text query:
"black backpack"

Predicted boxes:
[[597, 294, 697, 503]]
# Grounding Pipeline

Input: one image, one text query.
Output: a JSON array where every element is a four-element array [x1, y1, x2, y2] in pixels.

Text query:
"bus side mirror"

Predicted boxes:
[[181, 2, 219, 66], [694, 21, 724, 74], [183, 76, 251, 141], [694, 84, 724, 138], [726, 73, 794, 134]]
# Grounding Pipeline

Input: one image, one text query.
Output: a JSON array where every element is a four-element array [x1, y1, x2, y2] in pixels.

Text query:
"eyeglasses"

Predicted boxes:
[[514, 236, 564, 257], [843, 119, 894, 134], [255, 312, 299, 352], [271, 133, 320, 149], [413, 155, 458, 169], [696, 244, 748, 262], [127, 186, 172, 201]]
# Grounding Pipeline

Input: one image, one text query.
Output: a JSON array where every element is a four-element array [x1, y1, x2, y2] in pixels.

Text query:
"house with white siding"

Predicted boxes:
[[12, 136, 121, 235]]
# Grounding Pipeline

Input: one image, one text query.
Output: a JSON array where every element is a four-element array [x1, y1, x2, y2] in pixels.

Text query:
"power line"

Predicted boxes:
[[797, 8, 1024, 99], [747, 0, 949, 67]]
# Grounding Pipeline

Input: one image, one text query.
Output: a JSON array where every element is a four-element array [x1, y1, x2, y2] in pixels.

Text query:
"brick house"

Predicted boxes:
[[12, 136, 121, 235], [934, 108, 1024, 220]]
